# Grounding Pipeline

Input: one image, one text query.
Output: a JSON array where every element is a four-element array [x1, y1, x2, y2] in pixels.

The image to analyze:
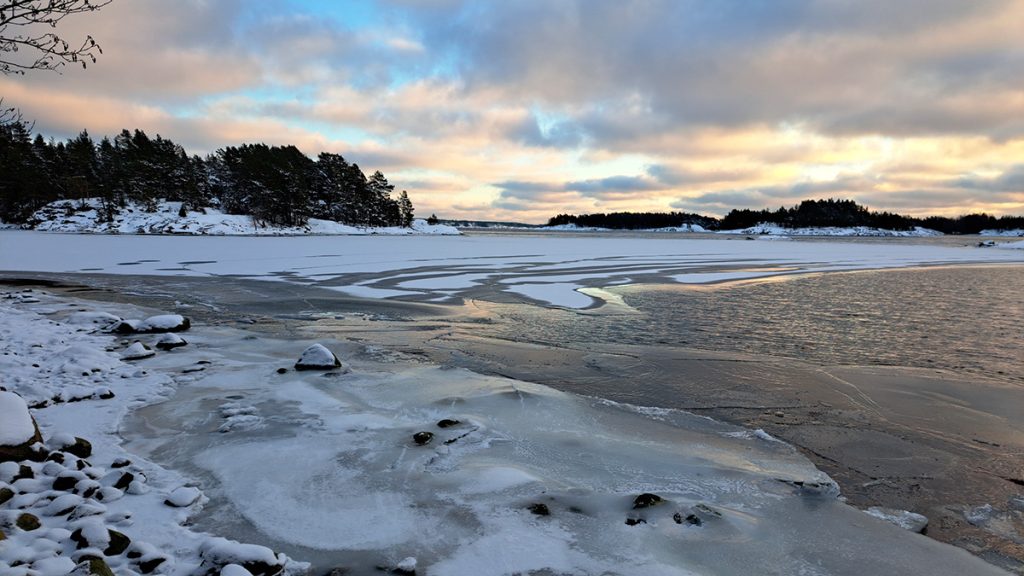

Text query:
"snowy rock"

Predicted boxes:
[[122, 341, 155, 360], [52, 435, 93, 459], [113, 314, 190, 334], [965, 503, 994, 526], [395, 556, 417, 574], [164, 486, 202, 507], [0, 391, 43, 462], [294, 344, 342, 371], [70, 557, 115, 576], [155, 333, 188, 350], [221, 564, 255, 576], [199, 537, 286, 576], [632, 493, 664, 509], [16, 512, 41, 531], [866, 507, 929, 533], [66, 312, 123, 329], [412, 431, 434, 446]]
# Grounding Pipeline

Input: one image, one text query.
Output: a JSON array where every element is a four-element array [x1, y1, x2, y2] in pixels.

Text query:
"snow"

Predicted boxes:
[[3, 230, 1022, 310], [0, 291, 309, 576], [980, 228, 1024, 237], [29, 199, 460, 236], [996, 240, 1024, 250], [716, 223, 944, 236], [0, 391, 36, 445]]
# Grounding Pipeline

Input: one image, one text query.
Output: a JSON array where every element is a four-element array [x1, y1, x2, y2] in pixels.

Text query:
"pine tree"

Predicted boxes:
[[397, 191, 414, 227]]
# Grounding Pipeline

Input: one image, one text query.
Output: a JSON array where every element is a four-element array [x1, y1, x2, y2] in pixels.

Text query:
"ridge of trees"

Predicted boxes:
[[0, 123, 415, 228], [549, 199, 1024, 234]]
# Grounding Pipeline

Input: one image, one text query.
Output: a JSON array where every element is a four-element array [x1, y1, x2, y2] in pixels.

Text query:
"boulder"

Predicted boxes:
[[437, 419, 461, 428], [122, 341, 155, 360], [412, 431, 434, 446], [165, 485, 202, 507], [113, 315, 191, 334], [71, 557, 115, 576], [53, 436, 93, 459], [155, 333, 188, 350], [0, 486, 13, 505], [199, 537, 286, 576], [294, 344, 342, 371], [0, 391, 44, 462], [16, 512, 41, 531], [527, 503, 550, 516], [632, 493, 664, 509]]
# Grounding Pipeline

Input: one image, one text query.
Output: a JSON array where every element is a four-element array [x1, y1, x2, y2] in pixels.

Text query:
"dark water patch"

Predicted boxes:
[[178, 260, 218, 265]]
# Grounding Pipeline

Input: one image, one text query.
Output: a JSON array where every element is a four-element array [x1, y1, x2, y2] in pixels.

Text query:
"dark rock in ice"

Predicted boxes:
[[632, 493, 664, 509], [46, 451, 65, 464], [111, 458, 130, 468], [57, 436, 93, 459], [276, 367, 288, 374], [104, 530, 131, 556], [14, 464, 34, 480], [74, 557, 115, 576], [624, 517, 647, 526], [0, 486, 13, 505], [437, 419, 461, 428], [113, 472, 134, 491], [673, 512, 702, 526], [295, 344, 343, 371], [412, 431, 434, 446], [137, 556, 166, 574], [53, 472, 81, 491], [528, 503, 550, 516], [16, 512, 41, 531]]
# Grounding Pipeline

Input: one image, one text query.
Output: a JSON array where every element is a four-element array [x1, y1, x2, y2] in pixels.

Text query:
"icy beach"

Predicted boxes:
[[0, 287, 1013, 576]]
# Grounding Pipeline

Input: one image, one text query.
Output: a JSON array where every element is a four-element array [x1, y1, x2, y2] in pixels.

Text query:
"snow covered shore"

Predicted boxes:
[[0, 290, 309, 576], [25, 199, 460, 236], [0, 287, 1012, 575]]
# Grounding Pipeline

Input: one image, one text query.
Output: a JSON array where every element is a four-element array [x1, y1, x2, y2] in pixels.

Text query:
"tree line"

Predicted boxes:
[[550, 199, 1024, 234], [0, 121, 415, 228]]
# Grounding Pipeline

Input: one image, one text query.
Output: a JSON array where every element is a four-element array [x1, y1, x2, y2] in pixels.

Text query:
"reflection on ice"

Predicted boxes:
[[124, 331, 1006, 575]]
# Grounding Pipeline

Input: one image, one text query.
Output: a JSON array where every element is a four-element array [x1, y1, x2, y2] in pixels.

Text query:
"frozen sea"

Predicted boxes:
[[2, 229, 1024, 575]]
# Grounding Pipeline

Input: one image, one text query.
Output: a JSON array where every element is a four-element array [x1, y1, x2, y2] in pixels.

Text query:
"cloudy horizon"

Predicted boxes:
[[3, 0, 1023, 223]]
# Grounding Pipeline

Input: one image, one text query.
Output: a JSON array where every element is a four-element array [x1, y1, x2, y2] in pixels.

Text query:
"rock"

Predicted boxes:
[[0, 391, 44, 462], [276, 367, 288, 374], [104, 529, 131, 556], [46, 451, 66, 464], [115, 315, 191, 334], [138, 556, 167, 574], [71, 557, 115, 576], [221, 564, 255, 576], [110, 457, 131, 468], [0, 486, 13, 505], [866, 507, 929, 533], [294, 344, 342, 370], [527, 503, 550, 516], [122, 341, 155, 360], [437, 419, 461, 428], [14, 463, 34, 480], [16, 512, 41, 531], [155, 333, 188, 350], [55, 436, 93, 459], [113, 472, 134, 490], [199, 537, 285, 576], [395, 556, 417, 575], [673, 512, 702, 526], [632, 493, 664, 509], [53, 472, 82, 491], [412, 431, 434, 446], [165, 485, 202, 507], [0, 528, 5, 541], [624, 517, 647, 526]]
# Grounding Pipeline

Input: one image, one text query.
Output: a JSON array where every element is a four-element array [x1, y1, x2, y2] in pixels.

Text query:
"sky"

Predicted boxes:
[[2, 0, 1023, 223]]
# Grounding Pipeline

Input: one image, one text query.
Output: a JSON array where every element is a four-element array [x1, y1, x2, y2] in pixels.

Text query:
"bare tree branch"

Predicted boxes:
[[0, 0, 112, 75]]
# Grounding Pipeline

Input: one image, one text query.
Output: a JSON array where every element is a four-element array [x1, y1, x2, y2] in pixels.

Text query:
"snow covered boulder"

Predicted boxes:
[[0, 391, 44, 462], [122, 341, 155, 360], [164, 486, 202, 508], [155, 333, 188, 350], [199, 537, 287, 576], [113, 314, 191, 334], [51, 433, 93, 459], [294, 344, 342, 371]]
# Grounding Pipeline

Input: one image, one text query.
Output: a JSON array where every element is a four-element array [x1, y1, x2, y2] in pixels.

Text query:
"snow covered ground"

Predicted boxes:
[[0, 289, 1008, 575], [2, 230, 1023, 309], [715, 223, 943, 237], [27, 199, 460, 236]]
